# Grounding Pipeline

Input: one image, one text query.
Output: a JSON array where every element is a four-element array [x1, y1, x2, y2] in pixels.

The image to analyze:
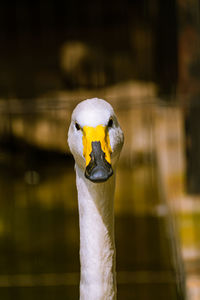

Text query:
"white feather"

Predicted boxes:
[[68, 98, 124, 300]]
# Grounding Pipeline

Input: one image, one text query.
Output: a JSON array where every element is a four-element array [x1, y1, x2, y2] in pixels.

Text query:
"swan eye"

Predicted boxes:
[[108, 118, 113, 128], [75, 122, 81, 131]]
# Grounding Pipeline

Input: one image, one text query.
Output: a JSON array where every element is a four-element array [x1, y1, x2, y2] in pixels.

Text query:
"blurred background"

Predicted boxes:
[[0, 0, 200, 299]]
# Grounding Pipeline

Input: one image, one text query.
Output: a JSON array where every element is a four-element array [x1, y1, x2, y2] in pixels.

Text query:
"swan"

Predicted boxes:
[[68, 98, 124, 300]]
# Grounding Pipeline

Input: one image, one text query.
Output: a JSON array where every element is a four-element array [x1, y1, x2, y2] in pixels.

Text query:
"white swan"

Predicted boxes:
[[68, 98, 124, 300]]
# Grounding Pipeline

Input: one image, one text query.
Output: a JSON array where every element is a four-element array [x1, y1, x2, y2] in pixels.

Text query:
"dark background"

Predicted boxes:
[[0, 0, 177, 98]]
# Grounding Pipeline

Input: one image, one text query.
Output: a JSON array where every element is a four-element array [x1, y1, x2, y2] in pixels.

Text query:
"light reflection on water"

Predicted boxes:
[[0, 100, 185, 299]]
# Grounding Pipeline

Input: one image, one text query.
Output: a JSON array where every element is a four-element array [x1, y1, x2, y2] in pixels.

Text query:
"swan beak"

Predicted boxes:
[[82, 125, 113, 183]]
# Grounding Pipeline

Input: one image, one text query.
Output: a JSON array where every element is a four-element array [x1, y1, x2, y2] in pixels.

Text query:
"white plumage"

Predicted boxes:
[[68, 98, 124, 300]]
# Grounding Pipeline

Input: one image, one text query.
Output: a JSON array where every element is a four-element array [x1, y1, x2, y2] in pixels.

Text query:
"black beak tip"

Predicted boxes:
[[85, 166, 113, 183], [84, 141, 113, 183]]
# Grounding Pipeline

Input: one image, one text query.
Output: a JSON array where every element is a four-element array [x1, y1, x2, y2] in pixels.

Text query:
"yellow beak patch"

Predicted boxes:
[[82, 125, 112, 166]]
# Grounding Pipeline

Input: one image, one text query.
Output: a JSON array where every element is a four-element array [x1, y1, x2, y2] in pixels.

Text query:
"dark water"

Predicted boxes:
[[0, 126, 185, 299]]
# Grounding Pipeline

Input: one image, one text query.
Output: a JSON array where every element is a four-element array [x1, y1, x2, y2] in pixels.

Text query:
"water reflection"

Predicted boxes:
[[0, 100, 186, 299]]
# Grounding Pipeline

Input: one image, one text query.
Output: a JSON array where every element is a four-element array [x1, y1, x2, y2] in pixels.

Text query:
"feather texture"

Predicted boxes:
[[68, 98, 124, 300]]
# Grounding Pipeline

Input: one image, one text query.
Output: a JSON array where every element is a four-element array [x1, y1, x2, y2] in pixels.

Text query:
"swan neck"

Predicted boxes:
[[76, 165, 116, 300]]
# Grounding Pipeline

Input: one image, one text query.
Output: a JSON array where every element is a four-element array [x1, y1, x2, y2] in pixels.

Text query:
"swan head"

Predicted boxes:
[[68, 98, 124, 183]]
